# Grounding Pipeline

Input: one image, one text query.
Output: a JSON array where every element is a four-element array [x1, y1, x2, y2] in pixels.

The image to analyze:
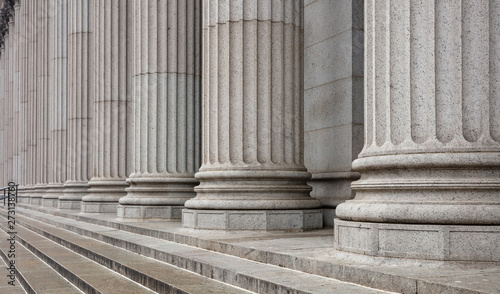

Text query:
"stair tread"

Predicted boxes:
[[9, 207, 391, 294], [0, 221, 156, 294], [0, 228, 82, 294]]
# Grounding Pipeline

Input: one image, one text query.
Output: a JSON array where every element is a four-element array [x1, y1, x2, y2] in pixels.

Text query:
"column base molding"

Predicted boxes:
[[117, 205, 183, 220], [334, 218, 500, 262], [182, 209, 323, 231]]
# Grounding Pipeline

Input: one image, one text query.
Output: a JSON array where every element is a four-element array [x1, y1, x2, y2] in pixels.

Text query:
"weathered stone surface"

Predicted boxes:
[[184, 0, 322, 230], [81, 0, 134, 213], [61, 0, 94, 210], [335, 0, 500, 261], [119, 0, 202, 219]]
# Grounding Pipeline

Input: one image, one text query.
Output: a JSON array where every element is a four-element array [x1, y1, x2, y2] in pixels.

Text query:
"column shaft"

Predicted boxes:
[[81, 0, 133, 213], [32, 0, 50, 204], [118, 0, 201, 219], [44, 0, 68, 207], [183, 0, 322, 230], [61, 0, 94, 210], [335, 0, 500, 261]]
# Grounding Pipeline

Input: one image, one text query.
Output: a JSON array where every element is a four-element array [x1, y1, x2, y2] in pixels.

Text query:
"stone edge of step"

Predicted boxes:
[[12, 204, 492, 294]]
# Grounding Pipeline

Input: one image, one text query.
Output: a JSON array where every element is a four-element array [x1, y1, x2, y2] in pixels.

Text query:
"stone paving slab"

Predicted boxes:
[[7, 208, 392, 294], [12, 204, 500, 294]]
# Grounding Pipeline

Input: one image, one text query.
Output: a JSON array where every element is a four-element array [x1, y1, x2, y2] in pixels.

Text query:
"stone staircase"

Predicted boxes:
[[0, 206, 393, 294]]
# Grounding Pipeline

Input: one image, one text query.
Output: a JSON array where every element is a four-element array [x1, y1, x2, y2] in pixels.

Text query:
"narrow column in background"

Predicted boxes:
[[44, 0, 68, 207], [32, 1, 50, 205], [183, 0, 322, 230], [60, 0, 94, 210], [118, 0, 201, 219], [81, 0, 133, 213]]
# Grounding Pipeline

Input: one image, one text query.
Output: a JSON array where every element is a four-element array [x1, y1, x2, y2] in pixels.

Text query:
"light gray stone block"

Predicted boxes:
[[335, 219, 500, 261], [183, 209, 323, 231], [117, 205, 183, 220]]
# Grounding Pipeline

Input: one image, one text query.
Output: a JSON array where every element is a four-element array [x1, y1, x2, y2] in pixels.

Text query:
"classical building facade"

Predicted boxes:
[[0, 0, 499, 265]]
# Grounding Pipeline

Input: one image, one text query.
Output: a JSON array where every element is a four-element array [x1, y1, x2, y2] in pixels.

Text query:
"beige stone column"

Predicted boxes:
[[183, 0, 322, 230], [81, 0, 133, 213], [0, 44, 4, 186], [43, 0, 68, 207], [5, 21, 12, 184], [335, 1, 500, 261], [32, 0, 50, 204], [12, 3, 20, 188], [17, 0, 28, 200], [25, 0, 37, 201], [117, 0, 201, 219], [61, 0, 94, 210]]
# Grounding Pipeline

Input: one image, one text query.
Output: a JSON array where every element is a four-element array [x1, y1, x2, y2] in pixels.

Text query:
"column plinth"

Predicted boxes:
[[335, 1, 500, 261], [183, 0, 322, 230], [118, 0, 201, 220]]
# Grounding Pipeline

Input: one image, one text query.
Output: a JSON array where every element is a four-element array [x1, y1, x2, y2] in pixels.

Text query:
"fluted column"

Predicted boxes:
[[60, 0, 94, 210], [183, 0, 322, 230], [17, 0, 28, 200], [0, 44, 4, 186], [81, 0, 133, 213], [335, 1, 500, 261], [117, 0, 201, 219], [43, 0, 68, 207], [25, 0, 37, 201], [31, 0, 50, 204], [12, 3, 20, 188], [5, 22, 12, 184]]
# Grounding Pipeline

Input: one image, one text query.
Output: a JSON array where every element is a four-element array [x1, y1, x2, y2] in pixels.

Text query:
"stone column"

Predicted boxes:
[[5, 21, 12, 184], [183, 0, 322, 230], [0, 44, 4, 186], [25, 0, 37, 201], [335, 1, 500, 261], [17, 0, 28, 200], [43, 0, 68, 207], [32, 0, 50, 204], [12, 3, 20, 188], [81, 0, 133, 213], [117, 0, 201, 219], [61, 0, 94, 210]]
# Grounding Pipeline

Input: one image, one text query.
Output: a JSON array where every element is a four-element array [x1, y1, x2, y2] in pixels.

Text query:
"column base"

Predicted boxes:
[[182, 209, 323, 231], [58, 199, 81, 210], [42, 198, 59, 208], [334, 218, 500, 262], [81, 202, 118, 213], [42, 184, 64, 207], [117, 205, 183, 219]]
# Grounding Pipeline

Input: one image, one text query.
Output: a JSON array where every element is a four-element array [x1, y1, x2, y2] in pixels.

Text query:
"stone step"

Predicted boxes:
[[0, 225, 82, 294], [0, 218, 159, 294], [3, 207, 393, 294], [0, 213, 253, 293]]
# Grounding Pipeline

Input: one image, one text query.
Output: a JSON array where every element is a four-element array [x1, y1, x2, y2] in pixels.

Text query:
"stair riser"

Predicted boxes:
[[8, 212, 313, 293]]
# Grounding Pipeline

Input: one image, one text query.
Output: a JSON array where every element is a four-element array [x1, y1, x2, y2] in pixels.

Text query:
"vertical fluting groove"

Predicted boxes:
[[127, 0, 200, 189], [364, 0, 374, 150], [67, 0, 93, 184], [435, 0, 462, 143], [201, 0, 305, 168], [91, 0, 131, 182], [374, 0, 388, 147], [389, 1, 411, 145], [462, 0, 489, 142], [491, 0, 500, 142], [410, 0, 435, 144]]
